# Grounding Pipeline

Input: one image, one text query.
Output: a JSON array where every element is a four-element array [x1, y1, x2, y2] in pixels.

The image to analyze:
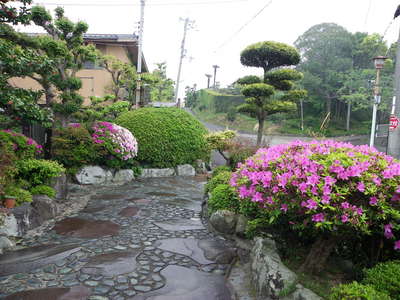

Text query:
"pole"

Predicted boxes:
[[135, 0, 145, 109], [370, 68, 381, 147], [212, 64, 220, 88], [300, 98, 304, 131], [388, 29, 400, 158], [205, 74, 212, 88], [174, 18, 194, 105]]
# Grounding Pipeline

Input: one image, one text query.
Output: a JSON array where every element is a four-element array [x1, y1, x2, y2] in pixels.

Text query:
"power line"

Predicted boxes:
[[32, 0, 250, 7], [363, 0, 372, 30], [214, 0, 274, 52]]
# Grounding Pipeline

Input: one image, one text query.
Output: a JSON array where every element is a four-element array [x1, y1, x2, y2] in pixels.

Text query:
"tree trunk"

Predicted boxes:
[[257, 113, 265, 146], [346, 101, 351, 131], [298, 235, 339, 274], [300, 99, 304, 131]]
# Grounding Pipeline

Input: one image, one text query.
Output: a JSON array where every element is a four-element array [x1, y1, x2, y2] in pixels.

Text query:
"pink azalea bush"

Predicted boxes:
[[91, 122, 138, 161], [0, 129, 42, 158], [230, 140, 400, 251]]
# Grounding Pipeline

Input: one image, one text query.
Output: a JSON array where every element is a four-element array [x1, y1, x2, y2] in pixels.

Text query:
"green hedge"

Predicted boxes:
[[116, 108, 209, 168], [197, 89, 244, 113], [329, 282, 391, 300]]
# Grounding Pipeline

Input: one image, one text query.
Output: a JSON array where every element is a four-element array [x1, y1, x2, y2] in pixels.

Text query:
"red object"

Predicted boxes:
[[3, 198, 16, 209], [390, 115, 399, 130]]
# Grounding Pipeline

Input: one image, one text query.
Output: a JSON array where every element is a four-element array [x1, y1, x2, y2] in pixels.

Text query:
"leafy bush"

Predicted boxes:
[[231, 140, 400, 272], [0, 130, 42, 159], [16, 159, 65, 187], [0, 139, 17, 192], [362, 260, 400, 299], [329, 282, 391, 300], [226, 107, 237, 122], [116, 108, 209, 168], [52, 126, 98, 171], [30, 185, 56, 198], [227, 140, 258, 170], [208, 184, 239, 214], [212, 166, 232, 177], [4, 185, 32, 206], [205, 171, 232, 193]]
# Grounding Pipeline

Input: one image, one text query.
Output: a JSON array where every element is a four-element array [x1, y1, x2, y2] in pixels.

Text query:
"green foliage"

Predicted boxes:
[[116, 108, 209, 168], [149, 62, 175, 102], [30, 185, 56, 198], [16, 159, 65, 187], [205, 130, 236, 153], [240, 41, 300, 72], [0, 0, 32, 25], [196, 89, 245, 113], [208, 184, 239, 214], [329, 282, 391, 300], [0, 139, 17, 193], [4, 185, 32, 206], [226, 106, 237, 122], [236, 75, 262, 85], [227, 141, 258, 170], [241, 83, 275, 99], [362, 260, 400, 300], [211, 166, 232, 177], [205, 171, 232, 193], [52, 126, 98, 171], [0, 130, 41, 160], [264, 69, 303, 91]]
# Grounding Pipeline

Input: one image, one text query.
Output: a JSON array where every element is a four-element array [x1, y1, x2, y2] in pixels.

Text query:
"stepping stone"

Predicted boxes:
[[119, 207, 140, 217], [81, 250, 141, 276], [160, 198, 201, 212], [154, 219, 204, 231], [130, 265, 231, 300], [146, 192, 178, 197], [4, 286, 90, 300], [155, 238, 235, 265], [0, 244, 80, 276], [92, 194, 125, 201], [54, 217, 120, 238], [126, 198, 152, 204]]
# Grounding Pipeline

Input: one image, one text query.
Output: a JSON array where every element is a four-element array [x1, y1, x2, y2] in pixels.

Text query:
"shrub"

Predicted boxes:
[[212, 166, 232, 177], [16, 159, 65, 187], [329, 282, 391, 300], [231, 140, 400, 273], [205, 171, 232, 193], [208, 184, 239, 214], [0, 130, 42, 159], [52, 126, 98, 170], [116, 108, 209, 168], [227, 139, 258, 170], [30, 185, 56, 198], [362, 260, 400, 299], [4, 185, 32, 206], [0, 139, 17, 193]]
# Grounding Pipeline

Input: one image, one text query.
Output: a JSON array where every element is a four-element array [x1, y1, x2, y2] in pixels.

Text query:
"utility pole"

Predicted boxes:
[[212, 64, 220, 88], [135, 0, 145, 109], [174, 17, 195, 105], [388, 28, 400, 157], [205, 74, 212, 88]]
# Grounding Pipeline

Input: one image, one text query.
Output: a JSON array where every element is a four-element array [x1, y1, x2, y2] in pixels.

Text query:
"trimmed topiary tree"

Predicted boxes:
[[116, 107, 209, 168], [231, 140, 400, 274]]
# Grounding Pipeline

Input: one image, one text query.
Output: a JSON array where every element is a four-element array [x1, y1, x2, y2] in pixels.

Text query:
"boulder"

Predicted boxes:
[[51, 173, 68, 201], [235, 215, 248, 236], [0, 213, 18, 237], [0, 236, 15, 254], [32, 195, 59, 221], [282, 284, 322, 300], [75, 166, 113, 185], [176, 164, 196, 176], [9, 204, 42, 236], [195, 159, 208, 174], [209, 210, 237, 234], [112, 169, 134, 184], [140, 168, 175, 178]]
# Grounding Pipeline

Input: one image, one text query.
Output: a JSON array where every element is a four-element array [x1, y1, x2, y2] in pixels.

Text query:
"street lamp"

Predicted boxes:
[[370, 56, 388, 147], [205, 74, 212, 89]]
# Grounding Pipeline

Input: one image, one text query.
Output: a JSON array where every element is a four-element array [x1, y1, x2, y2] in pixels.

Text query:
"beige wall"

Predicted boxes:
[[9, 42, 132, 106]]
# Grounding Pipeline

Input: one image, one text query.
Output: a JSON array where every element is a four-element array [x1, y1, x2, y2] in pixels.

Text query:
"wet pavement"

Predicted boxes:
[[0, 176, 235, 299]]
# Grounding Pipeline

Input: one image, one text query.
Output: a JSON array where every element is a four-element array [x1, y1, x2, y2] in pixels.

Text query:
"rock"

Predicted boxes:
[[139, 168, 175, 178], [52, 173, 68, 201], [209, 210, 237, 234], [195, 159, 208, 174], [75, 166, 113, 185], [32, 195, 59, 221], [9, 204, 42, 236], [0, 213, 19, 237], [112, 169, 134, 183], [176, 164, 196, 176], [282, 284, 322, 300], [0, 236, 15, 254], [235, 214, 248, 236], [251, 237, 298, 299]]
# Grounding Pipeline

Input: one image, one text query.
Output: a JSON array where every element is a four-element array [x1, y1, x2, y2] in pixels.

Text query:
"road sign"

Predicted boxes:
[[390, 115, 399, 130]]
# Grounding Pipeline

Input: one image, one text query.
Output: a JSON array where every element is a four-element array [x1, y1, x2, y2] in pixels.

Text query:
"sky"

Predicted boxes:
[[17, 0, 400, 98]]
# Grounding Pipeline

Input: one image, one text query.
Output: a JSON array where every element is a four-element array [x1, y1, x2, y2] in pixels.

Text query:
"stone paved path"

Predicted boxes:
[[0, 176, 235, 299]]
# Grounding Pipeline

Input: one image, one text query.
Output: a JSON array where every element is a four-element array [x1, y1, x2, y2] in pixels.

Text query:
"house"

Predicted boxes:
[[9, 33, 148, 105]]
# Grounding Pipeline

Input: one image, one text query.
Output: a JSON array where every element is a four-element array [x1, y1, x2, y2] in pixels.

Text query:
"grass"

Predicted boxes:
[[192, 108, 370, 137]]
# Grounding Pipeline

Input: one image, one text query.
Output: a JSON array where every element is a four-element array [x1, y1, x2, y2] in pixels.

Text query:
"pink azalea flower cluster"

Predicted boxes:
[[1, 129, 42, 154], [91, 122, 138, 160], [230, 140, 400, 250]]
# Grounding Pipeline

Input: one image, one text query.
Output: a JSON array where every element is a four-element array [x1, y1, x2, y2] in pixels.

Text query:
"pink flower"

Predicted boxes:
[[312, 213, 325, 222], [341, 202, 350, 209], [357, 182, 365, 193], [341, 214, 349, 223], [280, 204, 288, 213], [305, 199, 318, 210], [395, 240, 400, 250], [369, 197, 378, 206], [384, 224, 394, 239]]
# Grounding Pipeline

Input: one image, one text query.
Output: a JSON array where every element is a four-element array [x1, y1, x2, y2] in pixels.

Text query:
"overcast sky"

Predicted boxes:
[[20, 0, 400, 97]]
